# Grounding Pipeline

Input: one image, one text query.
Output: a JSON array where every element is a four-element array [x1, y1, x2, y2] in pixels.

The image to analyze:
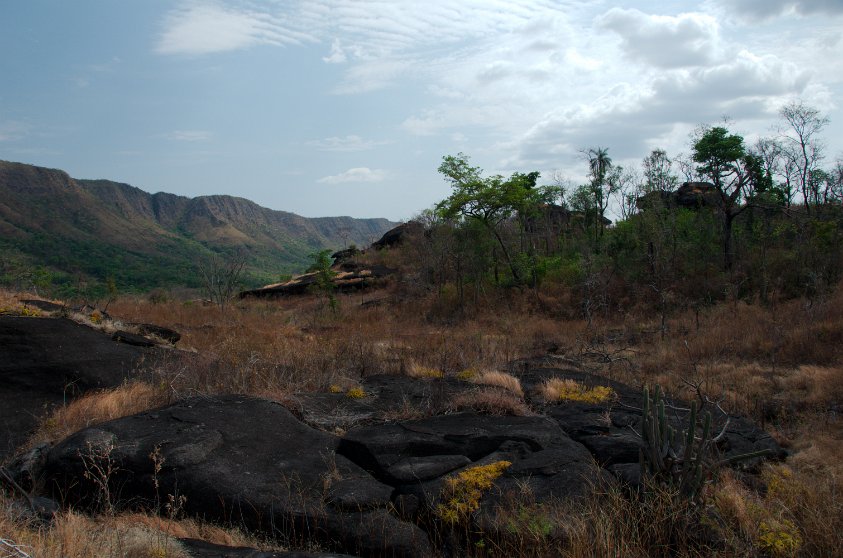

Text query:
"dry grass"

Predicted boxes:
[[541, 378, 614, 404], [3, 279, 843, 556], [0, 492, 285, 558], [28, 382, 172, 448], [471, 370, 524, 397], [451, 387, 533, 416]]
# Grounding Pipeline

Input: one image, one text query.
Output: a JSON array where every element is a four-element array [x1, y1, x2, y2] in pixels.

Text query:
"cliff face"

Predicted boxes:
[[0, 160, 398, 289]]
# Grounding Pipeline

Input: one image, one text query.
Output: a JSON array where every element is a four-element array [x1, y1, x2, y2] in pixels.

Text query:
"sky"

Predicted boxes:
[[1, 0, 842, 221]]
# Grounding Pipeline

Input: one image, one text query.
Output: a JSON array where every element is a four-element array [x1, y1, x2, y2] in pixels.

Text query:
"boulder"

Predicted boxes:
[[372, 222, 423, 250], [0, 316, 163, 458], [40, 395, 431, 558], [178, 539, 357, 558]]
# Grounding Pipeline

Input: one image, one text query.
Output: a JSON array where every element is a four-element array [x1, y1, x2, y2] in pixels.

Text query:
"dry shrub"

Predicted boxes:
[[451, 387, 532, 416], [29, 382, 170, 447], [472, 371, 524, 397]]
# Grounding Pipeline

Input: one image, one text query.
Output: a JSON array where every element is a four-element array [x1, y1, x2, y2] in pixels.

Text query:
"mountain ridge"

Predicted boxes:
[[0, 160, 398, 292]]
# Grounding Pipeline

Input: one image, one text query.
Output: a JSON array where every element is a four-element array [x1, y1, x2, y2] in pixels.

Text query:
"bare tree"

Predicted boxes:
[[198, 253, 246, 310], [778, 100, 829, 212]]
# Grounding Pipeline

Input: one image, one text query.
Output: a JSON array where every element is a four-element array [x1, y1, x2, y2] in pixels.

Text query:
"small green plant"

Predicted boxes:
[[436, 461, 511, 525]]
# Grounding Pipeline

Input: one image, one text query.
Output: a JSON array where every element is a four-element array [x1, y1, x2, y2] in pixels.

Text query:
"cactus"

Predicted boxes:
[[639, 384, 771, 502]]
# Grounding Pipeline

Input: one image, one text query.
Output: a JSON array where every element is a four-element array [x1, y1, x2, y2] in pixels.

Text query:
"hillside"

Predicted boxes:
[[0, 160, 397, 292]]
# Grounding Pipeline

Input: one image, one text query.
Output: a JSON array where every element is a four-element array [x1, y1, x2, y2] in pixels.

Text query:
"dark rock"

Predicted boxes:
[[339, 412, 600, 509], [386, 455, 471, 483], [0, 316, 162, 458], [19, 299, 67, 313], [111, 330, 157, 347], [331, 247, 361, 264], [239, 265, 396, 299], [129, 322, 182, 344], [372, 222, 423, 249], [636, 182, 723, 212], [178, 538, 357, 558], [327, 477, 394, 511], [40, 395, 431, 558]]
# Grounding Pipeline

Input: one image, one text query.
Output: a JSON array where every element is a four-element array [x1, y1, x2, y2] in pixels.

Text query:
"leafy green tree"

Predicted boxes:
[[307, 249, 338, 313], [692, 126, 770, 270], [435, 153, 557, 285]]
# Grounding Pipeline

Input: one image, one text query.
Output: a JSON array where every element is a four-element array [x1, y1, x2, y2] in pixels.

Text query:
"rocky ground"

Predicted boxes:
[[0, 312, 784, 557]]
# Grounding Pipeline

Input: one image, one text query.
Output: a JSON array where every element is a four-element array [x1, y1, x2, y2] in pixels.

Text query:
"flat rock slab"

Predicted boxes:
[[179, 539, 357, 558], [0, 316, 163, 458], [41, 395, 431, 558], [339, 412, 602, 510]]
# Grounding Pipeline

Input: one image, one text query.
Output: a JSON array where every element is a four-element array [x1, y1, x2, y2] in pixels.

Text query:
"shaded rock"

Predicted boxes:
[[112, 330, 157, 347], [339, 412, 601, 510], [386, 455, 471, 483], [372, 222, 423, 250], [178, 538, 357, 558], [40, 395, 431, 558], [240, 265, 396, 299], [0, 316, 162, 458], [19, 299, 67, 313], [129, 322, 181, 344]]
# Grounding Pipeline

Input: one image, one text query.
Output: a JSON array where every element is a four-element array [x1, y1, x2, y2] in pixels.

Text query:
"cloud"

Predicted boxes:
[[164, 130, 213, 141], [322, 38, 347, 63], [306, 135, 385, 151], [156, 2, 313, 55], [708, 0, 843, 21], [596, 8, 722, 68], [317, 167, 387, 184]]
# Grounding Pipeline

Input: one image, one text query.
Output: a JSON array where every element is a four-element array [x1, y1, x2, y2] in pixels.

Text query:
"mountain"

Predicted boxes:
[[0, 160, 398, 292]]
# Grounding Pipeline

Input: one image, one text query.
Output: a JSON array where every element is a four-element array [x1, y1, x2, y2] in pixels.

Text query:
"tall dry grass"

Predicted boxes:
[[5, 279, 843, 556]]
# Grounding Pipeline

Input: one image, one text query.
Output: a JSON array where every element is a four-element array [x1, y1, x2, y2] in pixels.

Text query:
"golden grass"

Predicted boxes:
[[0, 492, 286, 558], [28, 382, 171, 448], [3, 280, 843, 557], [451, 387, 533, 416], [541, 378, 614, 404], [471, 370, 524, 397]]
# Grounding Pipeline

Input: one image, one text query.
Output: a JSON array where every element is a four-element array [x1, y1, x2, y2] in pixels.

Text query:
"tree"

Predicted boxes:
[[692, 126, 770, 271], [584, 147, 618, 237], [778, 101, 829, 212], [642, 149, 678, 193], [435, 153, 556, 285], [198, 252, 246, 310], [307, 249, 338, 313]]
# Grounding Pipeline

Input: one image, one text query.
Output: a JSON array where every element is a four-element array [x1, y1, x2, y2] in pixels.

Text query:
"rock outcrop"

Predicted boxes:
[[0, 316, 166, 458]]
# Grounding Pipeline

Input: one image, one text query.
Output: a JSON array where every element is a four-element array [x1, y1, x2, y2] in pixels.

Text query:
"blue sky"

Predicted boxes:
[[2, 0, 842, 220]]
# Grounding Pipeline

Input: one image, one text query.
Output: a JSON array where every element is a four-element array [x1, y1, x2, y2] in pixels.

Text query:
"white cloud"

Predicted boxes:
[[596, 8, 722, 69], [306, 135, 385, 151], [164, 130, 213, 142], [317, 167, 387, 184], [322, 38, 347, 63], [156, 2, 313, 55]]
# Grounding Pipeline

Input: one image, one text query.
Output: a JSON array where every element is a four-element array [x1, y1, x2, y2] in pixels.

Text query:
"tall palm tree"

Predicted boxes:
[[586, 146, 614, 237]]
